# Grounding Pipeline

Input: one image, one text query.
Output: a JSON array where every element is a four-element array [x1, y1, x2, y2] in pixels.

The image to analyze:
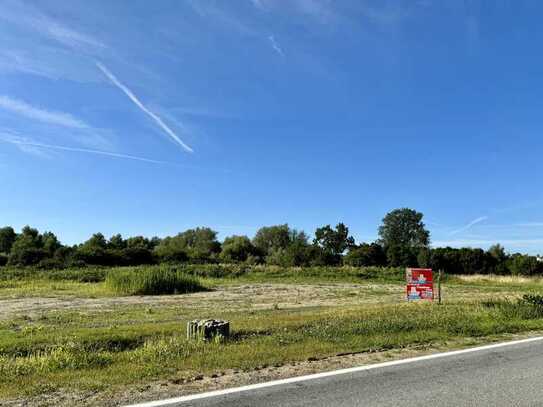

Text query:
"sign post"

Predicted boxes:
[[437, 269, 443, 305], [406, 268, 434, 301]]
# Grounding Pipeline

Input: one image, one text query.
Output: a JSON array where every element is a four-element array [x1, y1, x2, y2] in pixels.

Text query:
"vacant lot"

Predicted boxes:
[[1, 266, 543, 406]]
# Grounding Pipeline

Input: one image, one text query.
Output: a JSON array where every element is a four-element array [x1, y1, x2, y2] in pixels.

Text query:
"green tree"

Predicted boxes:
[[385, 244, 418, 268], [109, 234, 127, 250], [126, 236, 153, 250], [179, 227, 221, 262], [75, 233, 110, 265], [260, 228, 312, 266], [344, 243, 386, 267], [508, 254, 543, 276], [252, 225, 291, 257], [154, 228, 220, 263], [7, 226, 46, 266], [121, 236, 156, 265], [42, 231, 61, 255], [458, 248, 494, 274], [282, 230, 312, 266], [0, 226, 16, 254], [488, 244, 509, 274], [153, 236, 188, 263], [378, 208, 430, 267], [220, 235, 256, 263], [313, 223, 355, 265], [82, 233, 108, 250]]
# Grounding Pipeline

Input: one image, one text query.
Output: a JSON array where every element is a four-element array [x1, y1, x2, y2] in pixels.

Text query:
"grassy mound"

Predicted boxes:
[[105, 266, 205, 295]]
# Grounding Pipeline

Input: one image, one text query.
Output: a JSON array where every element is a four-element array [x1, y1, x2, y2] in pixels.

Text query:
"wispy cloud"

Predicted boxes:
[[293, 0, 338, 23], [0, 95, 88, 129], [43, 20, 105, 51], [0, 0, 104, 52], [450, 216, 488, 235], [188, 0, 257, 36], [250, 0, 265, 10], [0, 50, 59, 80], [0, 0, 108, 82], [251, 0, 338, 24], [0, 134, 173, 166], [95, 62, 194, 154], [268, 35, 284, 56]]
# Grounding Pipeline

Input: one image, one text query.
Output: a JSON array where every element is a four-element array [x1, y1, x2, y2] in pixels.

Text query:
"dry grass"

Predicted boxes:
[[453, 274, 543, 285]]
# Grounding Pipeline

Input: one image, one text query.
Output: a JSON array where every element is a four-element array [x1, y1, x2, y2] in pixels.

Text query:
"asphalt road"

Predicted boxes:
[[165, 338, 543, 407]]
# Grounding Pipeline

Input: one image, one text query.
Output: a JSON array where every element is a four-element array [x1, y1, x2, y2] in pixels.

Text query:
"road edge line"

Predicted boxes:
[[124, 335, 543, 407]]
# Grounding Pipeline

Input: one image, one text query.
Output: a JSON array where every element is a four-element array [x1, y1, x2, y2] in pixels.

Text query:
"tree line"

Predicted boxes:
[[0, 208, 541, 275]]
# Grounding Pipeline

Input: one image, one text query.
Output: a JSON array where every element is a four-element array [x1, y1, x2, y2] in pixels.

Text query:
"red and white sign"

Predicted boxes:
[[406, 268, 433, 301]]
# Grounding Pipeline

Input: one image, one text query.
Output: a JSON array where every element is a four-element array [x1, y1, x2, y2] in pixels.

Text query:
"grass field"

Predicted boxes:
[[1, 265, 543, 406]]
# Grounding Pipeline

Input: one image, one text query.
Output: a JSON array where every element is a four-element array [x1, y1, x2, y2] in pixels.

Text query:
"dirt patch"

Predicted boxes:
[[0, 282, 524, 321], [0, 283, 403, 320]]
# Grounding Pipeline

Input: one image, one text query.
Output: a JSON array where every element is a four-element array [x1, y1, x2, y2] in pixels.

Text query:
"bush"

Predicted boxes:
[[73, 247, 112, 266], [121, 247, 156, 266], [106, 266, 206, 295], [0, 254, 7, 267], [220, 235, 257, 263], [345, 243, 386, 267], [47, 268, 108, 283], [36, 258, 66, 270], [521, 294, 543, 307], [8, 247, 47, 267], [482, 297, 543, 320], [508, 255, 543, 276], [179, 264, 249, 278]]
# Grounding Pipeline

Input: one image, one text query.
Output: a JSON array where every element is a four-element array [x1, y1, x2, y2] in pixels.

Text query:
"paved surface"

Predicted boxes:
[[175, 340, 543, 406]]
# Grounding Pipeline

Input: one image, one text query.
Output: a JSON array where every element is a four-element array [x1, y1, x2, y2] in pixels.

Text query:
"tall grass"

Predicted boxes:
[[0, 342, 113, 378], [105, 267, 205, 295], [0, 267, 107, 282]]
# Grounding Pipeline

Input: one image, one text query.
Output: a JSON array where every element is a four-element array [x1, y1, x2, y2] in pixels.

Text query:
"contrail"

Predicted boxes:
[[1, 137, 174, 166], [95, 61, 194, 153], [450, 216, 488, 235]]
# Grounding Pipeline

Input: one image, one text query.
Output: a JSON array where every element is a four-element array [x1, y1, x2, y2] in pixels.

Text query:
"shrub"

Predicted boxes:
[[508, 255, 543, 276], [73, 247, 112, 266], [47, 268, 108, 283], [220, 235, 257, 263], [481, 296, 543, 320], [521, 294, 543, 307], [8, 247, 47, 267], [121, 247, 156, 266], [345, 243, 387, 267], [106, 266, 206, 295], [36, 258, 66, 270]]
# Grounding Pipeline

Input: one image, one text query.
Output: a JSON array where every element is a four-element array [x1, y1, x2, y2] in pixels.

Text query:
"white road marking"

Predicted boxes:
[[124, 336, 543, 407]]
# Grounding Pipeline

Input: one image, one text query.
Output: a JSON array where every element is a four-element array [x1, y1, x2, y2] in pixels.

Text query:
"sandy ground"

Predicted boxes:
[[0, 283, 403, 320]]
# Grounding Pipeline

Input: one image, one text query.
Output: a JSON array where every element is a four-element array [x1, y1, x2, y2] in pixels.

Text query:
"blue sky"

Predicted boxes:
[[1, 0, 543, 254]]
